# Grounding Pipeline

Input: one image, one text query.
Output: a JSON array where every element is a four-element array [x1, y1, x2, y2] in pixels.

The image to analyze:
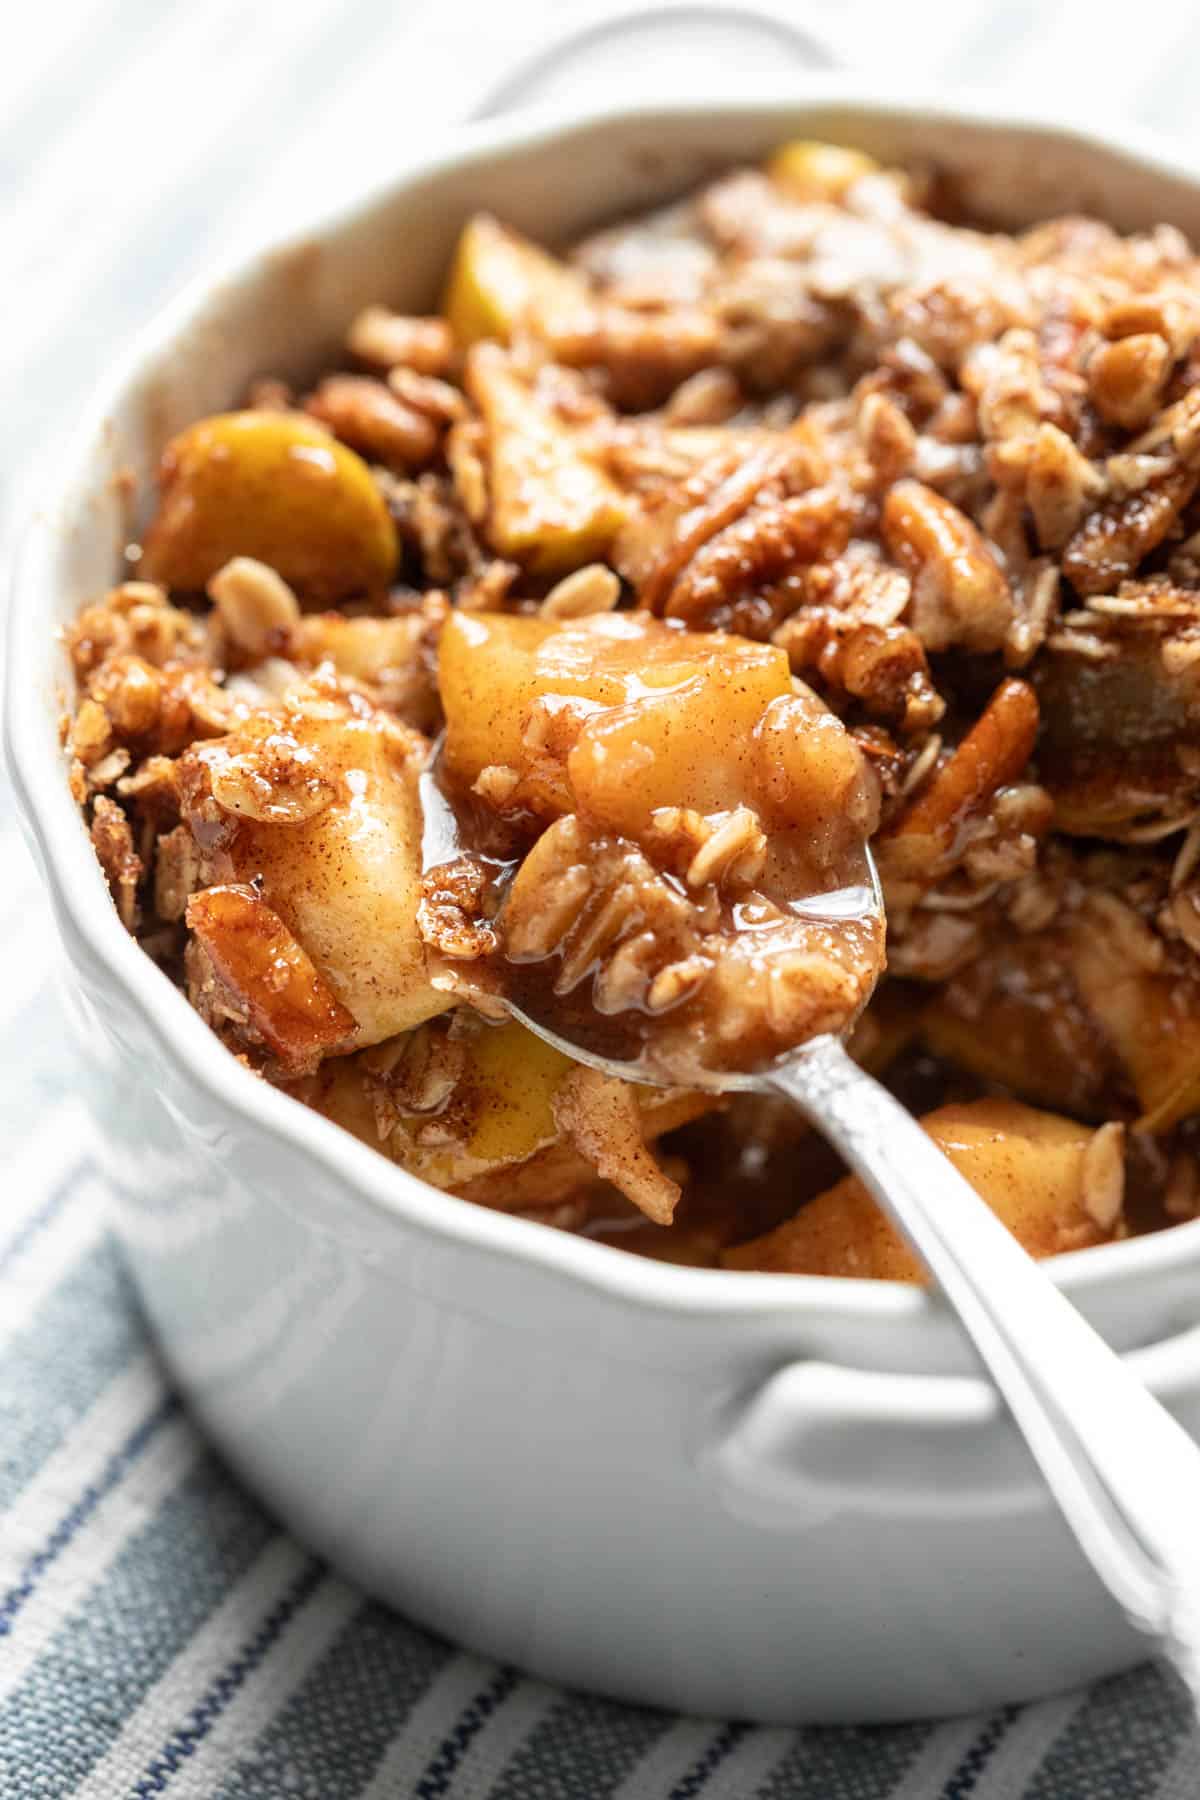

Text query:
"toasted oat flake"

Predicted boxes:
[[646, 955, 712, 1013], [685, 807, 767, 891], [540, 564, 621, 620], [154, 824, 201, 922], [899, 733, 942, 798], [86, 747, 131, 790], [208, 557, 300, 658], [1080, 1122, 1125, 1230]]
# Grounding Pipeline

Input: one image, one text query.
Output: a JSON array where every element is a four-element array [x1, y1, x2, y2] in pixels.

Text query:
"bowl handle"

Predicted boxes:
[[469, 2, 838, 121], [704, 1359, 1061, 1527], [705, 1321, 1200, 1528]]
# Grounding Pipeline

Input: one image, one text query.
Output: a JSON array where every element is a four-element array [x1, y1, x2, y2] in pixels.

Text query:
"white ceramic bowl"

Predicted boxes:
[[11, 83, 1200, 1724]]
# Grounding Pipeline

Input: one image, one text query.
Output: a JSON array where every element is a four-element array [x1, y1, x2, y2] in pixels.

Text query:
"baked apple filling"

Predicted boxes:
[[62, 136, 1200, 1271]]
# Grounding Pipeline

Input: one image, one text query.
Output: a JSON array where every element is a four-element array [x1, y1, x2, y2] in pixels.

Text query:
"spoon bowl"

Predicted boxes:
[[419, 733, 886, 1091]]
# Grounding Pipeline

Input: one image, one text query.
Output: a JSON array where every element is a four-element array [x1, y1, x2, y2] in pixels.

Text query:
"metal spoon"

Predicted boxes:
[[421, 746, 1200, 1702]]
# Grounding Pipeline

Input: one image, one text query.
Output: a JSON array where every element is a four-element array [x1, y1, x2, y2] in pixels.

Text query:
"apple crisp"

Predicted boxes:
[[63, 138, 1200, 1275]]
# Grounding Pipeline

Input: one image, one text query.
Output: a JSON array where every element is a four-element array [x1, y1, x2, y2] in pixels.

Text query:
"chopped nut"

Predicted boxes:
[[882, 479, 1013, 652], [504, 851, 594, 962], [70, 698, 113, 765], [1026, 423, 1105, 550], [539, 563, 621, 620], [208, 557, 300, 658], [386, 365, 465, 424], [1104, 294, 1197, 360], [471, 764, 522, 806], [113, 580, 170, 608], [664, 367, 742, 425], [417, 856, 498, 961], [857, 390, 917, 485], [94, 656, 164, 738], [1063, 466, 1197, 597], [203, 733, 337, 826], [1088, 334, 1171, 430], [305, 374, 439, 471], [346, 306, 454, 376], [1080, 1122, 1125, 1230], [593, 930, 661, 1014]]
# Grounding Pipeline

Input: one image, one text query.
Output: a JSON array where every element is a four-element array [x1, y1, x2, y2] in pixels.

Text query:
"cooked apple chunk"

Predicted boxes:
[[723, 1100, 1124, 1280], [179, 698, 446, 1051], [301, 1016, 710, 1209], [466, 345, 627, 575], [187, 884, 357, 1072], [443, 214, 586, 349], [139, 412, 397, 601], [438, 609, 874, 847]]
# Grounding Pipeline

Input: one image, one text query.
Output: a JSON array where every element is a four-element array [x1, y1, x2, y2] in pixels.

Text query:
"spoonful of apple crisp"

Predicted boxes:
[[420, 605, 1200, 1709], [419, 608, 883, 1084]]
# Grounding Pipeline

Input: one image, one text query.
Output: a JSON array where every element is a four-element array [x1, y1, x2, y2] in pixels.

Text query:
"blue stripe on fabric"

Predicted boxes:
[[0, 1454, 278, 1799], [0, 1235, 146, 1512], [669, 1722, 750, 1799], [940, 1708, 1019, 1799], [1024, 1663, 1190, 1799], [755, 1722, 932, 1799], [486, 1690, 671, 1800], [0, 1390, 178, 1638], [414, 1665, 520, 1799], [0, 1161, 84, 1281], [210, 1605, 456, 1800], [130, 1556, 326, 1797]]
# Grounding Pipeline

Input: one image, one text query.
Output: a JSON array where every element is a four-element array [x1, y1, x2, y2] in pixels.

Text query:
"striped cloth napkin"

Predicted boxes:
[[7, 0, 1200, 1792]]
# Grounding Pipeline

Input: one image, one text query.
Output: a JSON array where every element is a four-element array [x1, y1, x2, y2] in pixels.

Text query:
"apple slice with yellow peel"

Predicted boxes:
[[140, 411, 397, 602], [442, 213, 586, 348], [466, 345, 626, 576]]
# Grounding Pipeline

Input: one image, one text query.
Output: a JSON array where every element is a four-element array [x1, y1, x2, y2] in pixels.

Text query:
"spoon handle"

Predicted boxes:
[[768, 1034, 1200, 1705]]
